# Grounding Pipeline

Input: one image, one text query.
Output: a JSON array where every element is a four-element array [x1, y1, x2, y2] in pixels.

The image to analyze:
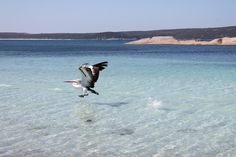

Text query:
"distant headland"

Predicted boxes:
[[1, 26, 236, 41], [126, 36, 236, 45]]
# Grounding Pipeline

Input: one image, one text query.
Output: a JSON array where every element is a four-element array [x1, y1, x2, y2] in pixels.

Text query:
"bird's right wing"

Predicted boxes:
[[92, 61, 108, 82]]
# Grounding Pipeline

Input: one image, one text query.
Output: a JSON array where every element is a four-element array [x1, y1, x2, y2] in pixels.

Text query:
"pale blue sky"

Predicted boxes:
[[0, 0, 236, 33]]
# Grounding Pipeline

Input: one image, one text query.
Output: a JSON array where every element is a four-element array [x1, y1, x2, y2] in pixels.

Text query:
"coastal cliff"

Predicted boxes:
[[126, 36, 236, 45]]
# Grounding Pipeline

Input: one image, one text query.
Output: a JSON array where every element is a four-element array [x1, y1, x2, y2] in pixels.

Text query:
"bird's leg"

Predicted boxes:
[[78, 87, 89, 97], [87, 87, 99, 95], [78, 93, 89, 98]]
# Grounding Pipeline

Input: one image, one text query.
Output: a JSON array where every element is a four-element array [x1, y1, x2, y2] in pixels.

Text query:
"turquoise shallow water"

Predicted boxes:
[[0, 40, 236, 156]]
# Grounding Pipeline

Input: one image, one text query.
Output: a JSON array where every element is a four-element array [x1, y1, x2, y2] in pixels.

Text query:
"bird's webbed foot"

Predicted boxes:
[[94, 91, 99, 95], [91, 90, 99, 95], [87, 88, 99, 95], [78, 93, 89, 98]]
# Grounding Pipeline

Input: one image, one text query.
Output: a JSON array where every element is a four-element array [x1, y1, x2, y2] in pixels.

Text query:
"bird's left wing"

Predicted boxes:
[[79, 66, 95, 88]]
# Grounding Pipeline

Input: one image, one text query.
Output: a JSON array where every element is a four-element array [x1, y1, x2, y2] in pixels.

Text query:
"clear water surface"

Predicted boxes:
[[0, 40, 236, 157]]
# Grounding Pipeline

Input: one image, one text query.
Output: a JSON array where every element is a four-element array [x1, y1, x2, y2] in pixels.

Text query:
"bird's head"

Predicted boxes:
[[78, 63, 89, 70]]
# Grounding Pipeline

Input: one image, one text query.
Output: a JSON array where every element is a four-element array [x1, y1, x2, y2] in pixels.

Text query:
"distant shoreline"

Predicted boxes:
[[1, 26, 236, 41], [0, 38, 130, 41], [126, 36, 236, 45]]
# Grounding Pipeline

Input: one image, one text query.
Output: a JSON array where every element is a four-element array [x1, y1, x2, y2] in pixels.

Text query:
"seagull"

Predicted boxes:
[[64, 61, 108, 97]]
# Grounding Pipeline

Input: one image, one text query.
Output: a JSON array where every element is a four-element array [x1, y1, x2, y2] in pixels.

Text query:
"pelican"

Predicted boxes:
[[64, 61, 108, 97]]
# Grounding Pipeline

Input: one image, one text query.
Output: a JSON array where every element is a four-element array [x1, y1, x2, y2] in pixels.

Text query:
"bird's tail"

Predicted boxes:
[[93, 61, 108, 71]]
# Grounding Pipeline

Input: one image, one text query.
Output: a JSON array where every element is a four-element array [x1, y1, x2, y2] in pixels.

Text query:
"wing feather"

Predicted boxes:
[[92, 61, 108, 82], [79, 66, 94, 88], [78, 61, 108, 88]]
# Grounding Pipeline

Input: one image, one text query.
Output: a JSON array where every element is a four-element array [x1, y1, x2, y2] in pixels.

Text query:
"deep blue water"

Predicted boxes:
[[0, 40, 236, 157]]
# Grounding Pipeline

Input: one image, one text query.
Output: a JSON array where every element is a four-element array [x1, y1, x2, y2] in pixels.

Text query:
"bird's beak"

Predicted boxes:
[[79, 63, 88, 69], [64, 80, 74, 83]]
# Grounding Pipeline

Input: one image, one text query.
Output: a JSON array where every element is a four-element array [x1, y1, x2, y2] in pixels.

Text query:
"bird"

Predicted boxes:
[[64, 61, 108, 97]]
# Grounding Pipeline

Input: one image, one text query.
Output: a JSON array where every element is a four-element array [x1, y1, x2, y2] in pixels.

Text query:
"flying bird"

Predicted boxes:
[[64, 61, 108, 97]]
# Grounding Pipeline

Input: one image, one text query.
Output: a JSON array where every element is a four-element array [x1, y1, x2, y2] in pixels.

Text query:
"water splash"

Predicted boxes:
[[51, 88, 63, 91], [147, 97, 162, 108]]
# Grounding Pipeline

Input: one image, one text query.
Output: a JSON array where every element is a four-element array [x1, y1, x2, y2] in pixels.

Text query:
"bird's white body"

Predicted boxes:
[[69, 80, 88, 95]]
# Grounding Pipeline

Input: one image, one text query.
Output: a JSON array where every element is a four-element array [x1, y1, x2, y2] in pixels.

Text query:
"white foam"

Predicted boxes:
[[0, 84, 12, 87], [52, 88, 63, 91], [148, 97, 162, 108], [153, 153, 161, 157]]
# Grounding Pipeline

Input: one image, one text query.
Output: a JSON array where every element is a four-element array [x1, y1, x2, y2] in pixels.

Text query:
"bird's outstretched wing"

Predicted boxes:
[[92, 61, 108, 82], [78, 61, 108, 88]]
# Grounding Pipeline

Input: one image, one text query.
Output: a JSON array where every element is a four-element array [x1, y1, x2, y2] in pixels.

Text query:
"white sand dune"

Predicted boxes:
[[127, 36, 236, 45]]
